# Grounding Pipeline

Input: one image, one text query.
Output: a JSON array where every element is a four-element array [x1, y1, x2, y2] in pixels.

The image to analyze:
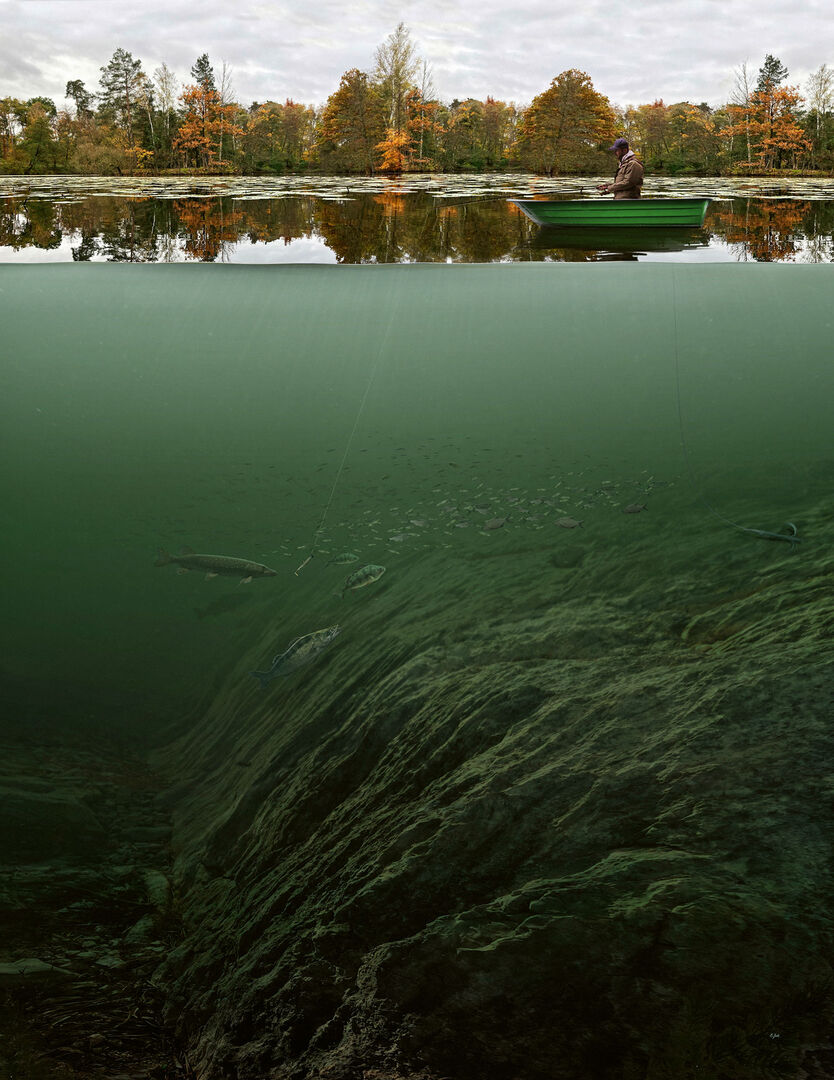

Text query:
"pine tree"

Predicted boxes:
[[191, 54, 216, 93], [757, 55, 788, 93], [65, 80, 93, 118], [99, 48, 145, 147]]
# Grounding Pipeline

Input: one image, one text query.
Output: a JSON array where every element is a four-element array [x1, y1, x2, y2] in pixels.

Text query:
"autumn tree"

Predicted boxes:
[[174, 83, 242, 170], [674, 103, 723, 172], [376, 127, 412, 171], [410, 61, 439, 165], [403, 90, 442, 169], [317, 69, 386, 173], [441, 99, 487, 168], [0, 98, 24, 159], [724, 83, 811, 169], [625, 100, 670, 166], [516, 70, 617, 175], [280, 101, 315, 166], [373, 23, 420, 133], [482, 97, 518, 166], [242, 102, 283, 170]]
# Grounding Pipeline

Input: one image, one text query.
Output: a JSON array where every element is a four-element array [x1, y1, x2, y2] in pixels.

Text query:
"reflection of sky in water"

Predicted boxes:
[[0, 232, 338, 264], [2, 232, 827, 264], [218, 235, 338, 264]]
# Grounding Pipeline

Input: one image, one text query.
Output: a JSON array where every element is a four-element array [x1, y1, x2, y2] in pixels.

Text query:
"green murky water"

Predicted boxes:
[[3, 262, 831, 734], [3, 215, 834, 1077]]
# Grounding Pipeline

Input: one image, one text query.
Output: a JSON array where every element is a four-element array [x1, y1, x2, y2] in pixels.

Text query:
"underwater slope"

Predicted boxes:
[[155, 504, 834, 1079], [6, 261, 832, 1077]]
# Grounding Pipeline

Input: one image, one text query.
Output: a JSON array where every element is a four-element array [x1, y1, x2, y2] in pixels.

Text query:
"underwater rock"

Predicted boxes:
[[0, 958, 77, 985], [0, 784, 108, 864], [152, 499, 834, 1079], [124, 914, 158, 944], [142, 869, 171, 911]]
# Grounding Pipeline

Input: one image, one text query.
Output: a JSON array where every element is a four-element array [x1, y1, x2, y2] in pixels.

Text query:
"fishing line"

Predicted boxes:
[[295, 299, 400, 575], [671, 268, 801, 549]]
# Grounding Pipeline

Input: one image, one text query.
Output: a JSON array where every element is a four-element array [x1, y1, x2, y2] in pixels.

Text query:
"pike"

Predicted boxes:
[[155, 546, 277, 583]]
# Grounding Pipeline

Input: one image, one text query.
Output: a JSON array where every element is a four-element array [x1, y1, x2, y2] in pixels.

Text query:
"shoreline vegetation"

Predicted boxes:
[[2, 28, 833, 179]]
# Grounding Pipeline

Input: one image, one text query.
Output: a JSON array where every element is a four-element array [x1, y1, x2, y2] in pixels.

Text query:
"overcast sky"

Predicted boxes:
[[1, 0, 830, 111]]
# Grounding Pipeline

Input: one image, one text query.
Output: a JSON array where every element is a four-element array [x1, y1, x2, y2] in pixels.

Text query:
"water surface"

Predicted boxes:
[[3, 174, 834, 263]]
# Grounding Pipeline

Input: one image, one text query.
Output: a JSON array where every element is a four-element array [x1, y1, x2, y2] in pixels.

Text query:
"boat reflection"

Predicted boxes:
[[526, 225, 710, 262]]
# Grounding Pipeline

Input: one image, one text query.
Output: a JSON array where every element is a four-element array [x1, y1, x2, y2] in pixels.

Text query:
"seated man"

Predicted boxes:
[[597, 138, 644, 199]]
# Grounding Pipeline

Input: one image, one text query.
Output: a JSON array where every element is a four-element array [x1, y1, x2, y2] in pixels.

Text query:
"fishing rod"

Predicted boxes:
[[294, 300, 400, 575]]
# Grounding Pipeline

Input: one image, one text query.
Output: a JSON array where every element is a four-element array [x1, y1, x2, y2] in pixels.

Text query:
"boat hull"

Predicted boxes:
[[510, 198, 710, 228]]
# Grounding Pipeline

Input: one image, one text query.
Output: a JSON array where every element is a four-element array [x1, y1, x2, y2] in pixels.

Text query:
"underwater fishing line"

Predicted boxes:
[[295, 300, 401, 574], [671, 268, 800, 549]]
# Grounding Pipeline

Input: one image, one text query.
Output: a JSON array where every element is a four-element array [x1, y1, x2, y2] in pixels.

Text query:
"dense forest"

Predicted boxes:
[[2, 26, 833, 176]]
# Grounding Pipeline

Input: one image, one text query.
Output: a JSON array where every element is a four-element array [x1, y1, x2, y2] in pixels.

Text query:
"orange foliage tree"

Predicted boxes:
[[516, 69, 616, 175], [625, 100, 670, 163], [376, 127, 412, 172], [724, 85, 811, 169], [483, 96, 518, 166], [174, 84, 242, 169], [404, 88, 443, 168], [317, 69, 386, 174]]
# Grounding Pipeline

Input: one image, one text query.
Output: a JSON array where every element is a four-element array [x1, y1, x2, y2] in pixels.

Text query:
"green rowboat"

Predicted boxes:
[[510, 197, 710, 228]]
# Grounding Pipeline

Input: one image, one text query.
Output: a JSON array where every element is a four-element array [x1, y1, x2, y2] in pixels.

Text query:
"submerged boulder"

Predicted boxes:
[[155, 510, 834, 1079], [0, 782, 107, 864]]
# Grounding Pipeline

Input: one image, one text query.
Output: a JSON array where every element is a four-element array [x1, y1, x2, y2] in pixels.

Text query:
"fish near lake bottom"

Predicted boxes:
[[327, 552, 360, 565], [156, 547, 277, 583], [340, 564, 386, 598], [251, 625, 342, 688]]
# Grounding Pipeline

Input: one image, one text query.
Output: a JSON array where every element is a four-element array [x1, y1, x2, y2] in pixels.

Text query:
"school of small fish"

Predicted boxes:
[[156, 434, 669, 689]]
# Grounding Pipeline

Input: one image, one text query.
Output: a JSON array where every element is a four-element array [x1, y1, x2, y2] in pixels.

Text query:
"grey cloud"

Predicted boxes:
[[2, 0, 829, 110]]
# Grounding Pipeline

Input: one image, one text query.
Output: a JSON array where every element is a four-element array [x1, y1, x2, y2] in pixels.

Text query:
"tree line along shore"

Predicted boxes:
[[2, 26, 832, 178]]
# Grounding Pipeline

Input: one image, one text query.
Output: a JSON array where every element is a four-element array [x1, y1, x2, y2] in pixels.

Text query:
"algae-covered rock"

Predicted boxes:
[[154, 503, 834, 1079]]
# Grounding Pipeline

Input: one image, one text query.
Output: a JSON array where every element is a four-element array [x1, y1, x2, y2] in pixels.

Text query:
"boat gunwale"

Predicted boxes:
[[509, 197, 711, 228]]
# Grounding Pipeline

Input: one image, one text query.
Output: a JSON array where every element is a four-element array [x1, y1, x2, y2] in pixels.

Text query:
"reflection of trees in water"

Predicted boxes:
[[173, 199, 244, 261], [0, 197, 62, 250], [3, 193, 834, 263], [708, 198, 834, 261]]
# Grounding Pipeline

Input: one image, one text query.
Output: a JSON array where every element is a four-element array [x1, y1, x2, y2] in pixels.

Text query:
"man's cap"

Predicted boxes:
[[609, 137, 629, 150]]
